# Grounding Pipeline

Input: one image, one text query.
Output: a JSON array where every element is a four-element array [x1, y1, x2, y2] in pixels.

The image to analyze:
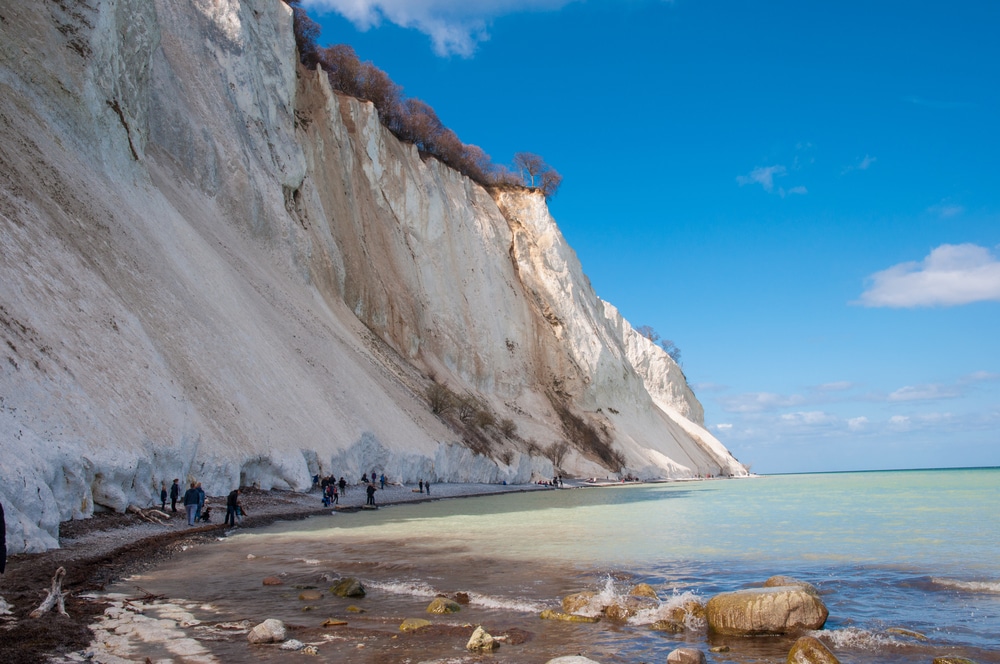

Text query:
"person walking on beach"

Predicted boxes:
[[418, 479, 424, 493], [160, 482, 168, 511], [366, 482, 377, 506], [170, 479, 180, 512], [183, 482, 200, 526], [425, 479, 431, 495], [380, 473, 385, 489], [338, 477, 346, 495], [225, 488, 240, 527], [195, 482, 206, 521]]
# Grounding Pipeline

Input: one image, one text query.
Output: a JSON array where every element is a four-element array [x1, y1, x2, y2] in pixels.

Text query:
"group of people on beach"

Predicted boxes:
[[157, 479, 245, 527]]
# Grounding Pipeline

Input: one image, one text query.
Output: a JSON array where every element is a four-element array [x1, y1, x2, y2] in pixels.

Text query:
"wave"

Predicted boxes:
[[931, 577, 1000, 594], [819, 627, 903, 650], [365, 580, 548, 613]]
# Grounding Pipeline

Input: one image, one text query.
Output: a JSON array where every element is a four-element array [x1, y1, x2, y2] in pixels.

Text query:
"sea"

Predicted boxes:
[[113, 468, 1000, 663]]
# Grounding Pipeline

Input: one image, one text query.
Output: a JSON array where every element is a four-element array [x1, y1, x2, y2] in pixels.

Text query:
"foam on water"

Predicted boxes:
[[819, 627, 904, 651], [366, 580, 550, 613], [931, 577, 1000, 594]]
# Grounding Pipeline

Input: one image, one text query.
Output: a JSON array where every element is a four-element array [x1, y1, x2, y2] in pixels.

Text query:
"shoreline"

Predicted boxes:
[[0, 481, 552, 663]]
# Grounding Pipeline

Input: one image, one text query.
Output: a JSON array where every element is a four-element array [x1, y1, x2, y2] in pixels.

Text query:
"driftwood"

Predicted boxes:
[[125, 505, 169, 525], [29, 567, 69, 618]]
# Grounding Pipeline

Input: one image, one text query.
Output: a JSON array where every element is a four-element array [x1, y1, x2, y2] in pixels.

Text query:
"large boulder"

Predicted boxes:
[[603, 595, 658, 622], [787, 636, 840, 664], [706, 586, 828, 636], [247, 618, 286, 644]]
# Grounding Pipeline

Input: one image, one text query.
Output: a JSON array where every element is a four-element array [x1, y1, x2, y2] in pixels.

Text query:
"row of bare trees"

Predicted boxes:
[[285, 1, 561, 198]]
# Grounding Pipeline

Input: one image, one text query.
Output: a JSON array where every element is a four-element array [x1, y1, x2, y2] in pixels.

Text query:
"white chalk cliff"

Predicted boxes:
[[0, 0, 746, 553]]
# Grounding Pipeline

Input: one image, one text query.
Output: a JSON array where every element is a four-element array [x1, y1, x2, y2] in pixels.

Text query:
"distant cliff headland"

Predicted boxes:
[[0, 0, 745, 554]]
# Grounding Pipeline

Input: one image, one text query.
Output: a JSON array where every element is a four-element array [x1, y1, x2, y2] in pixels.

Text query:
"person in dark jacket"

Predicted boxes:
[[1, 500, 6, 574], [160, 482, 168, 511], [169, 479, 180, 512], [225, 489, 240, 527], [195, 483, 206, 521], [366, 483, 377, 506], [183, 482, 200, 526]]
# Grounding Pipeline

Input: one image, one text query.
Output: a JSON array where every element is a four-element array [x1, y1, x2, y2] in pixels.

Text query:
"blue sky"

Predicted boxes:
[[300, 0, 1000, 474]]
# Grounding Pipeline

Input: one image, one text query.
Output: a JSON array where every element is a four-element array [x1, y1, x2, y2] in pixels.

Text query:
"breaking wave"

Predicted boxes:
[[365, 580, 548, 613], [930, 577, 1000, 594]]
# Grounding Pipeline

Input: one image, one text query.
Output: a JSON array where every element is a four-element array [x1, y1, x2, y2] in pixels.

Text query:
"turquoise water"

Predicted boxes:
[[124, 468, 1000, 663]]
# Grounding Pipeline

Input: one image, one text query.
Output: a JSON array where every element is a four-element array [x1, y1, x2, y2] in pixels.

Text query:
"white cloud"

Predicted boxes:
[[847, 416, 868, 431], [718, 391, 805, 413], [736, 165, 806, 197], [856, 243, 1000, 307], [888, 415, 911, 430], [888, 383, 960, 402], [736, 165, 786, 193], [928, 202, 965, 218], [779, 411, 836, 425], [842, 154, 876, 174], [304, 0, 574, 56], [714, 423, 733, 430], [816, 381, 855, 392]]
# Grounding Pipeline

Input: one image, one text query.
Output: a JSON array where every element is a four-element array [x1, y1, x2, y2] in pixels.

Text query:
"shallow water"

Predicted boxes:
[[115, 468, 1000, 663]]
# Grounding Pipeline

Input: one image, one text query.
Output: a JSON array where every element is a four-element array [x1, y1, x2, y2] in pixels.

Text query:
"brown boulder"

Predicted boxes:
[[630, 583, 660, 600], [667, 647, 706, 664], [330, 578, 366, 598], [262, 576, 283, 586], [298, 590, 323, 601], [561, 591, 596, 614], [426, 597, 461, 614], [706, 586, 828, 636], [603, 595, 658, 622]]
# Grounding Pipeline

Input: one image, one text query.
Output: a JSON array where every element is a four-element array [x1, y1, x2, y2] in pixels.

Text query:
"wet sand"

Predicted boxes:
[[0, 481, 552, 663]]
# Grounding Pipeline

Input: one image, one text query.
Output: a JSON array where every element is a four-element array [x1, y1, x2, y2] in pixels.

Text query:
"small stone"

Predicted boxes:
[[932, 658, 979, 664], [466, 625, 499, 652], [262, 576, 283, 586], [279, 639, 305, 651], [399, 618, 432, 632], [299, 590, 323, 601], [426, 597, 461, 614], [247, 618, 286, 644], [302, 646, 319, 655], [346, 605, 366, 613], [301, 605, 316, 611], [630, 583, 659, 600], [454, 592, 471, 604], [322, 618, 348, 626], [561, 591, 596, 614], [650, 620, 685, 633], [787, 635, 840, 664], [667, 647, 706, 664], [539, 609, 601, 623], [330, 578, 366, 598], [710, 646, 730, 653], [886, 627, 928, 640]]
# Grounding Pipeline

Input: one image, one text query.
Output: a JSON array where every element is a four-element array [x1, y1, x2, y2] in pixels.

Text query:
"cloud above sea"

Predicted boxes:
[[855, 243, 1000, 307], [303, 0, 576, 56]]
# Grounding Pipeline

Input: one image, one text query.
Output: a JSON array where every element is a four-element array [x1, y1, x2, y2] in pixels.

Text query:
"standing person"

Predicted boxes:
[[195, 482, 206, 521], [425, 479, 431, 495], [380, 473, 385, 490], [1, 500, 6, 575], [331, 483, 339, 504], [366, 482, 377, 506], [160, 482, 168, 511], [338, 477, 346, 495], [418, 479, 424, 493], [225, 488, 240, 527], [169, 479, 180, 512], [183, 482, 200, 526]]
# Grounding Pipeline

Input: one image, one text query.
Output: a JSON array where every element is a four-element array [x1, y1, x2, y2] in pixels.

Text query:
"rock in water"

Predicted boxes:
[[466, 625, 499, 651], [932, 658, 979, 664], [706, 586, 828, 636], [787, 636, 840, 664], [667, 647, 707, 664], [764, 576, 821, 596], [262, 576, 283, 586], [630, 583, 660, 600], [399, 618, 432, 632], [426, 597, 462, 614], [298, 590, 323, 601], [280, 639, 305, 651], [540, 609, 601, 623], [562, 591, 597, 614], [247, 618, 286, 644], [330, 578, 366, 598]]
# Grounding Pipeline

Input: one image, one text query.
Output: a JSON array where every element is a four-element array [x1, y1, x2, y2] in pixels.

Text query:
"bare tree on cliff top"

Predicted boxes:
[[513, 152, 562, 198]]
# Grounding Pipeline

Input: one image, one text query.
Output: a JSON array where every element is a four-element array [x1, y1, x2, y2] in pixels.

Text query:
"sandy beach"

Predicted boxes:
[[0, 481, 552, 663]]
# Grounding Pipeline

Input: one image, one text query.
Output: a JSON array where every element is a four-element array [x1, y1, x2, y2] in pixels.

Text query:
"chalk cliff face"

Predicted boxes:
[[0, 0, 745, 553]]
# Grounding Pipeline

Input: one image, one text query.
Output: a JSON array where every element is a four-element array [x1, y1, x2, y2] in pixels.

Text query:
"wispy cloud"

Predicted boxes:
[[736, 165, 806, 197], [887, 383, 960, 402], [304, 0, 575, 56], [842, 154, 876, 174], [815, 381, 856, 392], [903, 96, 976, 110], [855, 243, 1000, 307], [928, 202, 965, 218], [718, 391, 805, 413]]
